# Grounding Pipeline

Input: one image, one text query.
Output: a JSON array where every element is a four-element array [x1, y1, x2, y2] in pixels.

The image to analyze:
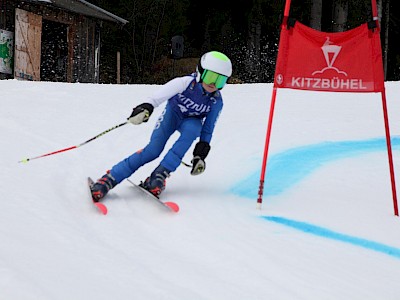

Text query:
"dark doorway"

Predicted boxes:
[[41, 19, 68, 81]]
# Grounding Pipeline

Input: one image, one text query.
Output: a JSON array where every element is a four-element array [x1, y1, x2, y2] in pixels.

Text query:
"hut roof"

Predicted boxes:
[[27, 0, 128, 24]]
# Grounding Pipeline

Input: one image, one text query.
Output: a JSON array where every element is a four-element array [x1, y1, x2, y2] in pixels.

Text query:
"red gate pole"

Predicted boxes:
[[257, 0, 291, 210], [284, 0, 292, 16], [257, 87, 278, 209], [381, 89, 399, 216], [371, 0, 379, 25], [371, 0, 398, 216], [282, 0, 292, 26]]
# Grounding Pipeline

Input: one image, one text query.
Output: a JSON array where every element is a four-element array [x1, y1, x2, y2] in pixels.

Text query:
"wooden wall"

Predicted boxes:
[[0, 0, 101, 83]]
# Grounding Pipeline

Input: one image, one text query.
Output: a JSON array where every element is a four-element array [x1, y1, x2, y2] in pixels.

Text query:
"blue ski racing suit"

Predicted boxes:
[[109, 73, 223, 184]]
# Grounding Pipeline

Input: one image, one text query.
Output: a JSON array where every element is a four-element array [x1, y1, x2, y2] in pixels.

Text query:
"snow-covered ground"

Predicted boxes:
[[2, 79, 400, 299]]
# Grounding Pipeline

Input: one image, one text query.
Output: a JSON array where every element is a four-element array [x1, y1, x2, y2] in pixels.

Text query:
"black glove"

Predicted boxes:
[[128, 103, 154, 125], [191, 141, 210, 175]]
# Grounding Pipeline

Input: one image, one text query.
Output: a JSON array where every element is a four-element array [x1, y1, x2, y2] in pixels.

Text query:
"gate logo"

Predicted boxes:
[[288, 36, 367, 91], [312, 37, 347, 76]]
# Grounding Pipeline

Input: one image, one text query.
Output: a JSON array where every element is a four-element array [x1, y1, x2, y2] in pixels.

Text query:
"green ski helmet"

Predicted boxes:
[[196, 51, 232, 89]]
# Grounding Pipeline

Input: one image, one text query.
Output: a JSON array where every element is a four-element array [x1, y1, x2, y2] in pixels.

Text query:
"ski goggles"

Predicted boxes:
[[201, 70, 229, 89]]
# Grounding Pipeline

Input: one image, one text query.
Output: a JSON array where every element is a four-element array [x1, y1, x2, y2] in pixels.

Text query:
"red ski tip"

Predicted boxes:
[[94, 202, 108, 215], [164, 201, 179, 213]]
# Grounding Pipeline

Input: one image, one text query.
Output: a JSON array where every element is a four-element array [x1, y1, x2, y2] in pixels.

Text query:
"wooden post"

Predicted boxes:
[[117, 51, 120, 84]]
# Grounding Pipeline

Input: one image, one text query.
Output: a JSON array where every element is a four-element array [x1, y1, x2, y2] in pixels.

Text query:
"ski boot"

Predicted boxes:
[[91, 171, 117, 202], [140, 165, 170, 197]]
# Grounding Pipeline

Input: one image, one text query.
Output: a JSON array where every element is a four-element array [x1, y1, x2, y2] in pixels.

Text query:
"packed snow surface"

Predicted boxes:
[[2, 80, 400, 300]]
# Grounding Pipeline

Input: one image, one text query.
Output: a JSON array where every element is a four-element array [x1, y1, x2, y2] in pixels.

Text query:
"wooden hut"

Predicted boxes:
[[0, 0, 127, 82]]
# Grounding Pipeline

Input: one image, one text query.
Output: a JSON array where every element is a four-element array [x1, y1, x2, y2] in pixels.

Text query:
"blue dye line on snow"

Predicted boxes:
[[231, 137, 400, 199], [263, 216, 400, 259]]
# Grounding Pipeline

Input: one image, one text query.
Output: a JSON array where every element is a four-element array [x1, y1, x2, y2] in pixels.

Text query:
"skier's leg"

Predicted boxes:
[[91, 105, 177, 200], [110, 105, 177, 183], [161, 117, 203, 172], [143, 118, 202, 195]]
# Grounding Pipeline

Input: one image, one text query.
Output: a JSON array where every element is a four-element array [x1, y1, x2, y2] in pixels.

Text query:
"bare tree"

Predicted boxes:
[[122, 0, 170, 79], [245, 0, 263, 82]]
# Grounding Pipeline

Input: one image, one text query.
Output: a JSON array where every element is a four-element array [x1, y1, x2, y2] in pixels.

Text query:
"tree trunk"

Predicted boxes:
[[310, 0, 323, 30], [246, 21, 261, 82], [332, 0, 348, 32], [383, 0, 390, 80], [151, 0, 168, 65]]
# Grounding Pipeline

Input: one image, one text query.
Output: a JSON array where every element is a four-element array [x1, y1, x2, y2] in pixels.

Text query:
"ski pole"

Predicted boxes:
[[19, 122, 128, 163], [181, 161, 192, 168]]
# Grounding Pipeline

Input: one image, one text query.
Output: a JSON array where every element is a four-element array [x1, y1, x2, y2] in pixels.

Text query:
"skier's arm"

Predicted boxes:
[[146, 76, 194, 107], [128, 75, 194, 124], [190, 100, 223, 175], [200, 100, 223, 144]]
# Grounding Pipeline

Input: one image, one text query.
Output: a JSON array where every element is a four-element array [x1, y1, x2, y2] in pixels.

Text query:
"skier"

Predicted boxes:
[[90, 51, 232, 201]]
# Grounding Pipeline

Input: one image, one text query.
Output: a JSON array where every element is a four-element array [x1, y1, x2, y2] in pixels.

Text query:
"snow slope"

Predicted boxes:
[[1, 79, 400, 300]]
